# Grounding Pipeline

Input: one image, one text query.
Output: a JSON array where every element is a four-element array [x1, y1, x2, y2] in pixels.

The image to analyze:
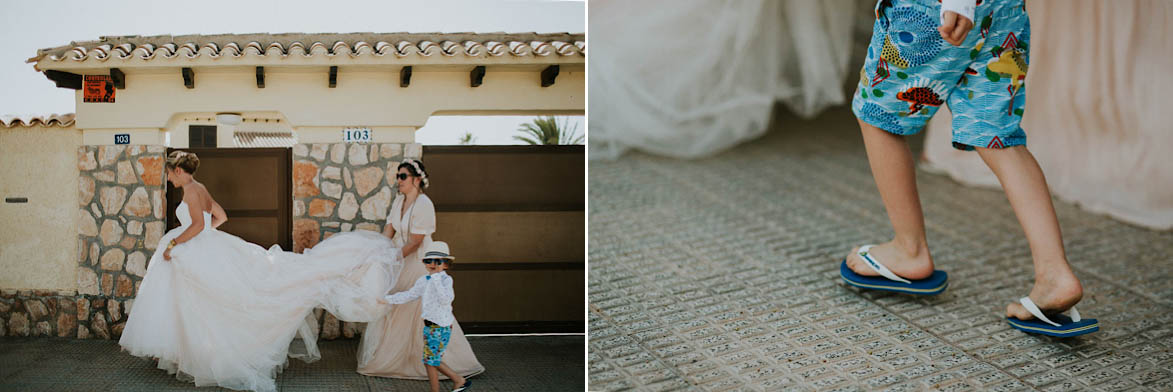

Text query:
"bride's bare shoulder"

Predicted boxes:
[[182, 182, 207, 197], [183, 182, 216, 207]]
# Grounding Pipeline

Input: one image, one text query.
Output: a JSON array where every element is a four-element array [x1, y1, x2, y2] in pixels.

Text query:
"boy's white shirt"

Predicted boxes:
[[940, 0, 976, 24], [384, 271, 455, 327]]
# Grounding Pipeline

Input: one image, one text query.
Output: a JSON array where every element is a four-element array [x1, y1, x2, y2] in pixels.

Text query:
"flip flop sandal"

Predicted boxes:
[[840, 245, 948, 295], [1007, 296, 1099, 337]]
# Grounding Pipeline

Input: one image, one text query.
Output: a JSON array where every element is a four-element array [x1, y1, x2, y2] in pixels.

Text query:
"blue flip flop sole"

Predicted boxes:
[[839, 259, 948, 295], [1007, 314, 1099, 337]]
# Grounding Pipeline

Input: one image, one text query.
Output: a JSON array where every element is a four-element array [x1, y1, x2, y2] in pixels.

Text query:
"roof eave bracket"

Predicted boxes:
[[44, 70, 82, 90], [541, 65, 559, 87], [470, 65, 485, 87], [182, 67, 194, 89], [110, 68, 125, 89]]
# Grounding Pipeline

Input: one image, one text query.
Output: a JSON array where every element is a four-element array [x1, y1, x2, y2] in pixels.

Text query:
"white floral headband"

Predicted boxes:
[[166, 151, 192, 166], [402, 159, 429, 189]]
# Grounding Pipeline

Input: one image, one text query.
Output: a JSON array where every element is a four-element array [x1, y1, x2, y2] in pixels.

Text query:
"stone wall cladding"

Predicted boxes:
[[2, 143, 421, 341], [1, 145, 165, 339], [292, 142, 422, 339], [0, 290, 79, 338]]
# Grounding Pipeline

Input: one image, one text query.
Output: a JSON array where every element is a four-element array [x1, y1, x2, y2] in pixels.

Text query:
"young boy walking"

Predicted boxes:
[[380, 241, 472, 391], [839, 0, 1098, 337]]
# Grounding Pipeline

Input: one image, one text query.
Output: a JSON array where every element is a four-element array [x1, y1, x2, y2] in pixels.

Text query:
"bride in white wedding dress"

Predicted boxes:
[[119, 151, 403, 392]]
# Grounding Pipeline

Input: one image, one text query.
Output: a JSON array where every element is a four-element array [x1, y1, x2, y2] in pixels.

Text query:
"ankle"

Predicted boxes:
[[891, 237, 929, 258], [1033, 268, 1083, 294], [1033, 259, 1076, 281]]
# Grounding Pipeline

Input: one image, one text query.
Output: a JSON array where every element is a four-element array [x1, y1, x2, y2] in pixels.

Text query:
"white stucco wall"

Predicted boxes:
[[4, 57, 583, 292], [0, 125, 81, 290], [72, 69, 585, 133]]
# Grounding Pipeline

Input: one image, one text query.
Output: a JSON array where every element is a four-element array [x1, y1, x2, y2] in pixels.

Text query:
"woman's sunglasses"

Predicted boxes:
[[395, 173, 413, 180]]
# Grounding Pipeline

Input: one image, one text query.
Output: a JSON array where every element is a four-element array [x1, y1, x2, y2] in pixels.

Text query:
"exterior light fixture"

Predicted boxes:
[[216, 113, 242, 125]]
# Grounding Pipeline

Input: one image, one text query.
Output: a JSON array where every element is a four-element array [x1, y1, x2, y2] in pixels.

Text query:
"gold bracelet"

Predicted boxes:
[[167, 240, 176, 250]]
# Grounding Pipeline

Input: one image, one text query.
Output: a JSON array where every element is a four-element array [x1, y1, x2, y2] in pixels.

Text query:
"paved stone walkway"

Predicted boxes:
[[0, 335, 582, 391], [588, 107, 1173, 391]]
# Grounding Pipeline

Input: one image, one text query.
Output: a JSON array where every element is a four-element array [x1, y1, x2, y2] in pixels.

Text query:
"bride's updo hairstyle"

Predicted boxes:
[[396, 159, 429, 189], [166, 151, 200, 175]]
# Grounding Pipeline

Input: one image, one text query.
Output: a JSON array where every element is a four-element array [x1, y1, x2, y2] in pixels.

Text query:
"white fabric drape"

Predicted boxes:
[[922, 0, 1173, 230], [588, 0, 858, 159], [121, 202, 403, 392]]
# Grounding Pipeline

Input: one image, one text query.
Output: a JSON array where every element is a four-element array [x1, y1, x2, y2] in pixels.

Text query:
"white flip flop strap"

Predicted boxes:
[[1069, 306, 1081, 322], [1019, 297, 1062, 327], [858, 245, 912, 284]]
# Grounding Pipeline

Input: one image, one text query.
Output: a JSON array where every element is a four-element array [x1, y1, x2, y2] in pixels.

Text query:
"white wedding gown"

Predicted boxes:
[[588, 0, 858, 159], [119, 201, 403, 392]]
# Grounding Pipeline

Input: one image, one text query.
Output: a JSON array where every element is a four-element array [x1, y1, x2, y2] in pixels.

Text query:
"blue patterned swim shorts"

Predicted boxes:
[[422, 323, 451, 366], [853, 0, 1031, 150]]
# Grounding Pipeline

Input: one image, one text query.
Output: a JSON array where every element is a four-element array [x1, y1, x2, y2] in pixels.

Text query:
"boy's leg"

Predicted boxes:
[[423, 324, 459, 390], [974, 146, 1083, 317], [423, 324, 452, 392], [426, 365, 442, 392], [435, 363, 467, 389], [846, 0, 983, 279], [943, 0, 1078, 318], [844, 119, 935, 280]]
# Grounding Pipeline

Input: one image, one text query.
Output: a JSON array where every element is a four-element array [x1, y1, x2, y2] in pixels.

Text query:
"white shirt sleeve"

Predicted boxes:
[[940, 0, 976, 24], [428, 272, 454, 305], [384, 276, 426, 304]]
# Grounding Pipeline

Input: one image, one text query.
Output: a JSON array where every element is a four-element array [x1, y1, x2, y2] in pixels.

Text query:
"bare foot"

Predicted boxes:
[[844, 241, 934, 281], [1007, 263, 1083, 321]]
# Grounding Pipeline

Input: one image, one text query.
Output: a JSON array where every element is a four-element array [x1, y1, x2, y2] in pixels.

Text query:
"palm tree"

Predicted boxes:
[[458, 131, 477, 145], [514, 116, 583, 145]]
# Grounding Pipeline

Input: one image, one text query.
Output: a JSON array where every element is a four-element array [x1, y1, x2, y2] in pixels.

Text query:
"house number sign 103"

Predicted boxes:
[[342, 127, 372, 143]]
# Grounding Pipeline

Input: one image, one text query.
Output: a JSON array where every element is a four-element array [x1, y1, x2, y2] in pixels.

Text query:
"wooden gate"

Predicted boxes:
[[423, 145, 584, 333], [165, 148, 292, 251]]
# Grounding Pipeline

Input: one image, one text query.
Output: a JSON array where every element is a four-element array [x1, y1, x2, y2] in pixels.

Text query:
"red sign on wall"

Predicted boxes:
[[83, 75, 115, 103]]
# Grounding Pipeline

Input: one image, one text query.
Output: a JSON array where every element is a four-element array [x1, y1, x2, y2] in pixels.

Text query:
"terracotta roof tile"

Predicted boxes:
[[0, 113, 76, 128], [28, 32, 585, 65]]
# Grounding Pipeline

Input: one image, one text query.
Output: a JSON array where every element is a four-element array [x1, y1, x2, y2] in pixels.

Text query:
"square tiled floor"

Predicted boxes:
[[0, 335, 582, 391], [588, 107, 1173, 391]]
